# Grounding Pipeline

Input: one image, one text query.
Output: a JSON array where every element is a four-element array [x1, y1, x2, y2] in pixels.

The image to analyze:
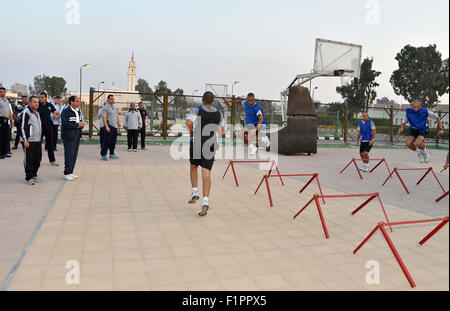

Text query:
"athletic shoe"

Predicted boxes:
[[50, 162, 59, 166], [423, 149, 431, 163], [359, 164, 369, 172], [248, 144, 257, 156], [12, 146, 18, 150], [198, 204, 209, 217], [26, 179, 35, 185], [417, 150, 424, 163], [128, 149, 132, 152], [189, 193, 200, 204], [262, 136, 271, 148], [102, 155, 108, 161], [4, 154, 11, 158], [133, 149, 137, 152], [110, 154, 120, 159], [64, 175, 74, 181], [141, 147, 146, 150], [0, 155, 5, 159], [7, 152, 12, 156], [70, 174, 79, 179], [33, 176, 41, 183]]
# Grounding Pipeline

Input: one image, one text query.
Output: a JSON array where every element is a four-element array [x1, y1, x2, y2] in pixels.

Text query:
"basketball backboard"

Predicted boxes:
[[205, 84, 229, 98], [313, 38, 362, 78]]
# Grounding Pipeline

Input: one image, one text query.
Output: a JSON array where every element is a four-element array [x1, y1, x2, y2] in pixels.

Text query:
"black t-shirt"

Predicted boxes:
[[37, 102, 56, 127], [138, 108, 147, 126]]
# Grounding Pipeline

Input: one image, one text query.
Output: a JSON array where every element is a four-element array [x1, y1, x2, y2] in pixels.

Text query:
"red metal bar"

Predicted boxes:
[[436, 191, 449, 203], [222, 161, 232, 179], [268, 174, 316, 178], [382, 218, 448, 227], [383, 160, 392, 177], [353, 224, 380, 254], [377, 194, 393, 232], [254, 175, 265, 195], [396, 168, 430, 171], [378, 225, 416, 288], [230, 162, 239, 187], [299, 176, 316, 194], [416, 168, 432, 186], [340, 159, 355, 175], [354, 159, 389, 161], [321, 193, 375, 199], [353, 159, 363, 180], [419, 219, 449, 245], [430, 169, 446, 193], [351, 195, 377, 215], [382, 168, 396, 186], [315, 196, 330, 239], [315, 175, 326, 204], [265, 175, 274, 207], [293, 196, 316, 219], [395, 169, 410, 194], [273, 162, 285, 186], [369, 159, 384, 172]]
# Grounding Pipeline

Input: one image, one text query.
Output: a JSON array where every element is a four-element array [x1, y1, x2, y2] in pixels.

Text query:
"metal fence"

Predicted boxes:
[[85, 88, 449, 147]]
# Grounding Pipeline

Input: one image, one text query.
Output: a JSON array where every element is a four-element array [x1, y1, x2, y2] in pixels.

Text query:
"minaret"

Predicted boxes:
[[128, 51, 136, 92]]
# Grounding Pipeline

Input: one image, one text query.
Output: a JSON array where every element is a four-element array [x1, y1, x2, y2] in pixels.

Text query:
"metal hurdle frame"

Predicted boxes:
[[340, 158, 391, 180], [293, 193, 392, 239], [353, 217, 450, 288], [222, 160, 284, 187], [382, 167, 446, 195], [254, 173, 324, 207]]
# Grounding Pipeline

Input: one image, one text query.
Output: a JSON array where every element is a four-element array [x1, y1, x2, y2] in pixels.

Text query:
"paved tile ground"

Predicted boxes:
[[0, 144, 448, 291]]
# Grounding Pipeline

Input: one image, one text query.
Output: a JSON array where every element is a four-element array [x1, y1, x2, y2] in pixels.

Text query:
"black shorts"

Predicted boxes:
[[408, 128, 428, 139], [360, 142, 373, 153], [189, 141, 215, 171]]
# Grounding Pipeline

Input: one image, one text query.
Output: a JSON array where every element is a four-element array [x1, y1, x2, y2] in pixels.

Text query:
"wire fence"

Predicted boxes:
[[84, 88, 449, 146]]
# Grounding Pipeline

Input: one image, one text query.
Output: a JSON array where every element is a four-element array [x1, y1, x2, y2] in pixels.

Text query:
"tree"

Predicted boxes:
[[390, 45, 448, 108], [336, 58, 381, 114], [376, 97, 398, 107], [135, 78, 154, 102], [28, 75, 67, 97], [173, 88, 188, 119], [154, 81, 172, 95]]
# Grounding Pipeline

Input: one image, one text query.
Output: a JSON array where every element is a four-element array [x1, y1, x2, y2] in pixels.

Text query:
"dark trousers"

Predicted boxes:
[[0, 119, 9, 156], [139, 126, 146, 148], [24, 142, 42, 181], [52, 125, 59, 150], [42, 125, 56, 162], [7, 125, 11, 153], [99, 126, 105, 147], [64, 138, 80, 175], [14, 126, 21, 147], [101, 126, 118, 156], [127, 129, 139, 150]]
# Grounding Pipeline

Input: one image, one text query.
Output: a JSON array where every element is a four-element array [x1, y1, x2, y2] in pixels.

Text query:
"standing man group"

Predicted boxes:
[[0, 87, 14, 159], [356, 112, 376, 172], [37, 92, 60, 166], [124, 102, 142, 152], [138, 102, 148, 150], [100, 95, 121, 161], [61, 96, 84, 181]]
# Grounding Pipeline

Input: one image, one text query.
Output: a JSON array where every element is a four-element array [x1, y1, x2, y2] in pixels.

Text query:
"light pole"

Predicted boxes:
[[80, 64, 91, 104], [192, 89, 199, 96], [97, 81, 105, 91], [231, 81, 240, 98], [312, 86, 318, 102]]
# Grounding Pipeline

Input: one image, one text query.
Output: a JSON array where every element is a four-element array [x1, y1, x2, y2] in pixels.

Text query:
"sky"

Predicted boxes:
[[0, 0, 449, 104]]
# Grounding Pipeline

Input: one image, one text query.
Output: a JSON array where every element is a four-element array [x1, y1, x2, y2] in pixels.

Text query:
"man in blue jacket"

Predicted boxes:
[[356, 112, 376, 172], [61, 96, 84, 181], [398, 100, 444, 163]]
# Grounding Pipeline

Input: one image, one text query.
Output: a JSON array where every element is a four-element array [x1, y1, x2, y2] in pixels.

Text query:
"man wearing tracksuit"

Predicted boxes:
[[101, 95, 121, 161], [61, 96, 84, 181], [124, 102, 142, 152], [21, 96, 42, 185], [138, 102, 148, 150], [97, 103, 106, 147], [37, 92, 60, 166], [13, 96, 28, 150], [0, 87, 14, 159]]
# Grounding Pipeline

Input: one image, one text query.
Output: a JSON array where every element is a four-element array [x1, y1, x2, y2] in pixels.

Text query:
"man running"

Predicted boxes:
[[186, 91, 224, 217], [398, 100, 444, 163], [356, 112, 376, 172]]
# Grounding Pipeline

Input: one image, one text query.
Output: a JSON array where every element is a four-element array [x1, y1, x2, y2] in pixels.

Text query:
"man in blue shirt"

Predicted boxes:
[[398, 100, 444, 163], [356, 112, 376, 172]]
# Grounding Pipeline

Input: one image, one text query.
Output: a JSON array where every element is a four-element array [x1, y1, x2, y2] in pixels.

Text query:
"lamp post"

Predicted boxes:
[[312, 86, 318, 102], [80, 64, 91, 104], [231, 81, 240, 98], [97, 81, 105, 91], [192, 89, 199, 96]]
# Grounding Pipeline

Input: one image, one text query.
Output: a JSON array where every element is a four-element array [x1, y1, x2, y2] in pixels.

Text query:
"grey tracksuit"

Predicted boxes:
[[21, 108, 43, 181], [124, 109, 142, 150]]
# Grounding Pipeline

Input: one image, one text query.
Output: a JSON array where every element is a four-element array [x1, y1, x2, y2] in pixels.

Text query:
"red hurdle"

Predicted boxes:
[[254, 173, 324, 207], [353, 217, 449, 288], [293, 193, 392, 239], [382, 167, 446, 195], [340, 158, 391, 180], [222, 160, 284, 187]]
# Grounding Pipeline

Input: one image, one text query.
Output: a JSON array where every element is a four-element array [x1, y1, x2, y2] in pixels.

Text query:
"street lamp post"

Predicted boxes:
[[312, 86, 318, 102], [97, 81, 105, 92], [231, 81, 240, 98], [80, 64, 91, 104], [192, 89, 199, 96]]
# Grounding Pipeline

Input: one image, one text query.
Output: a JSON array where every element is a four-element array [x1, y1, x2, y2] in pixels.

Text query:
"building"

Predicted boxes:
[[128, 52, 136, 92]]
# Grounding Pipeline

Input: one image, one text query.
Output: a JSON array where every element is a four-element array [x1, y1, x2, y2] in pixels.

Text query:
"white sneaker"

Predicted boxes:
[[188, 192, 200, 204], [133, 149, 137, 152], [423, 149, 431, 163], [359, 164, 369, 172], [417, 150, 424, 163], [248, 144, 257, 156], [64, 175, 74, 181], [128, 149, 132, 152], [262, 136, 270, 147], [70, 174, 79, 179]]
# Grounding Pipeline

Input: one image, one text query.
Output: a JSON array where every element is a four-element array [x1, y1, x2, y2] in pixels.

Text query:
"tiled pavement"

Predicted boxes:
[[0, 145, 448, 291]]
